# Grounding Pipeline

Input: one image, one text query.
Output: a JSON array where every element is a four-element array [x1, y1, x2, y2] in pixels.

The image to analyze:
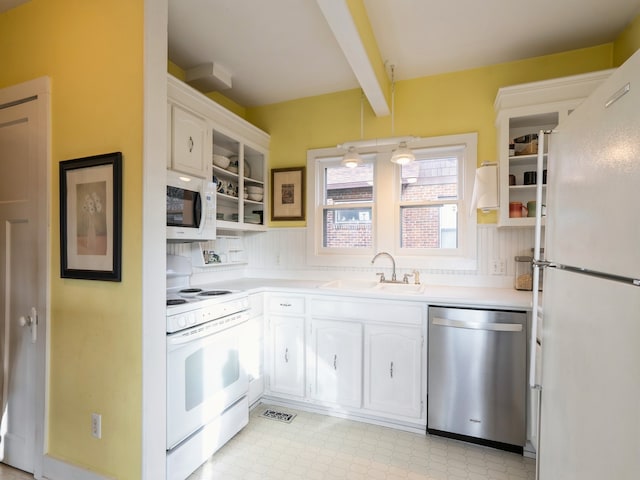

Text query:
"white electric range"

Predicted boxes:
[[165, 282, 250, 480]]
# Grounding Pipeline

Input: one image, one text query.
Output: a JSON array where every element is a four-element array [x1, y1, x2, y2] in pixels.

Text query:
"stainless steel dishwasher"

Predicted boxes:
[[427, 306, 527, 453]]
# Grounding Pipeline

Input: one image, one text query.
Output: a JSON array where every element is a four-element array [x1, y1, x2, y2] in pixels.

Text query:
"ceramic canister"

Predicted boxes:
[[509, 202, 527, 218]]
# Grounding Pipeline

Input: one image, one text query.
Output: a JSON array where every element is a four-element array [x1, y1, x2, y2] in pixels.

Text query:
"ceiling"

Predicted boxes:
[[3, 1, 639, 111], [168, 0, 640, 112]]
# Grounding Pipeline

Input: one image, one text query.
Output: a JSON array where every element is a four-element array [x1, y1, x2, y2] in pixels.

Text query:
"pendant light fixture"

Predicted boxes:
[[389, 65, 415, 165], [390, 141, 414, 165], [341, 146, 362, 168], [341, 91, 365, 168]]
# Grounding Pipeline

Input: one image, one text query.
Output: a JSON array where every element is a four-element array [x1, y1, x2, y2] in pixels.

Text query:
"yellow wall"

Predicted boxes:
[[614, 14, 640, 66], [0, 1, 143, 479], [246, 44, 613, 225]]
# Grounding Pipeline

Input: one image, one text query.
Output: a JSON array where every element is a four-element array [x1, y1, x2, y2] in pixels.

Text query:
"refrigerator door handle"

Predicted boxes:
[[556, 264, 640, 287], [532, 259, 555, 268]]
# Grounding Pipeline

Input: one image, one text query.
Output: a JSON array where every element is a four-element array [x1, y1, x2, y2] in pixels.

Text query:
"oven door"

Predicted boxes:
[[166, 318, 249, 449]]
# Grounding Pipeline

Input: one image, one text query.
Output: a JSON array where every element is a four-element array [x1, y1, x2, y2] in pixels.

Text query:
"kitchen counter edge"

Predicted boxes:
[[197, 278, 533, 310]]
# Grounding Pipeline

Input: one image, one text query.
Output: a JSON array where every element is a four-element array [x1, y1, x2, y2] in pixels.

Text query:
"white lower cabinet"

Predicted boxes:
[[268, 315, 305, 398], [364, 324, 423, 419], [310, 319, 362, 408], [264, 292, 426, 429]]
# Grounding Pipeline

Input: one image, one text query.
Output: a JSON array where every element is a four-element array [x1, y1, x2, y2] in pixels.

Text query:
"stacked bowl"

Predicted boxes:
[[246, 185, 264, 202]]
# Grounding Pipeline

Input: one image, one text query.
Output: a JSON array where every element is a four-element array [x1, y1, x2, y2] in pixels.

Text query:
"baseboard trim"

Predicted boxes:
[[42, 455, 114, 480]]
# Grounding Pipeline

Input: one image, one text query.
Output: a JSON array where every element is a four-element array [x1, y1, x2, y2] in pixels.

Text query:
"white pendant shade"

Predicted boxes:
[[341, 146, 362, 168], [390, 141, 415, 165]]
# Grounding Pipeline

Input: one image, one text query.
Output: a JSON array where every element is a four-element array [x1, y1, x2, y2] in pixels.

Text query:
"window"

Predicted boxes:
[[322, 159, 374, 249], [399, 147, 464, 251], [307, 133, 477, 269]]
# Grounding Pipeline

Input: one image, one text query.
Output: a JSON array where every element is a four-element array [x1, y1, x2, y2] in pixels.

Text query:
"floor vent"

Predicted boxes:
[[260, 409, 296, 423]]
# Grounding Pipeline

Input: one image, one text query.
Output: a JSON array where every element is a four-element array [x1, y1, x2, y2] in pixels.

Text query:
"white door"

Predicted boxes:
[[269, 315, 305, 397], [310, 319, 362, 407], [364, 324, 422, 418], [0, 81, 49, 475]]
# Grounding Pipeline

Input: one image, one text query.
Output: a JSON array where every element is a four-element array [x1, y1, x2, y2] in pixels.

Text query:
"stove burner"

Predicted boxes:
[[167, 299, 187, 306], [179, 288, 203, 294], [198, 290, 232, 297]]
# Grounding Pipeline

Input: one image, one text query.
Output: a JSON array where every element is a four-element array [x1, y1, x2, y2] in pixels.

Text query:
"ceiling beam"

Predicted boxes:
[[316, 0, 390, 117]]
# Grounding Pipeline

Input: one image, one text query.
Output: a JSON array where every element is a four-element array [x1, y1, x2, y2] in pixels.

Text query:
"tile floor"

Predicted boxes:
[[0, 405, 535, 480], [189, 404, 536, 480], [0, 464, 31, 480]]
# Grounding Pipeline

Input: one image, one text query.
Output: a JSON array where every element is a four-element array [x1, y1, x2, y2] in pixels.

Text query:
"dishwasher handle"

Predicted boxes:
[[431, 317, 523, 332]]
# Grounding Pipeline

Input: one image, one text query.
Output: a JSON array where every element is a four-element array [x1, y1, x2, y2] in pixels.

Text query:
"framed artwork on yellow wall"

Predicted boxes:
[[271, 167, 305, 221], [59, 152, 122, 281]]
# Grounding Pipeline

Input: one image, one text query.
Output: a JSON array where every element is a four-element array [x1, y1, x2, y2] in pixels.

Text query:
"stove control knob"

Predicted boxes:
[[187, 314, 196, 325], [177, 315, 187, 328]]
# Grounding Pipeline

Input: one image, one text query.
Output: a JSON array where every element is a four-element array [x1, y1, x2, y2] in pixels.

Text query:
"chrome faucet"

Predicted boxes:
[[371, 251, 397, 283]]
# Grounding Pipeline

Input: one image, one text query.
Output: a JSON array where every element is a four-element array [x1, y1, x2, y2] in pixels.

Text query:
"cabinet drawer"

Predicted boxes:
[[268, 295, 305, 315], [310, 297, 423, 325]]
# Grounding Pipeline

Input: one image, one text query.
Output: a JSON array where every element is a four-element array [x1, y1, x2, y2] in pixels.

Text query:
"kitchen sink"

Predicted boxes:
[[320, 279, 380, 291], [375, 282, 425, 294], [320, 279, 425, 295]]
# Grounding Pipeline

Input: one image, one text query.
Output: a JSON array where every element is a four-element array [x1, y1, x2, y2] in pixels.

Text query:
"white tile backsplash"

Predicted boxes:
[[168, 225, 539, 288]]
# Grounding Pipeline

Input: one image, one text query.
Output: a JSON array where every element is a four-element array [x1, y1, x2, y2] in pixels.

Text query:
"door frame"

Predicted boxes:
[[0, 76, 50, 479]]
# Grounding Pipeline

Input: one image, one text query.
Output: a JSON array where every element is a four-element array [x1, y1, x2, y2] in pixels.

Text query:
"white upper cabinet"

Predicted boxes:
[[494, 70, 613, 227], [170, 104, 212, 178], [168, 74, 270, 231]]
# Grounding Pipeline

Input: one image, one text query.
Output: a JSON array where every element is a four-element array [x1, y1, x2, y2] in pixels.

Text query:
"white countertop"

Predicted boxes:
[[196, 277, 533, 310]]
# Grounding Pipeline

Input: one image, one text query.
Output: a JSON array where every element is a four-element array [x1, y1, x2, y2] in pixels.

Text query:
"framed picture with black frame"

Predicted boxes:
[[59, 152, 122, 281], [271, 167, 305, 221]]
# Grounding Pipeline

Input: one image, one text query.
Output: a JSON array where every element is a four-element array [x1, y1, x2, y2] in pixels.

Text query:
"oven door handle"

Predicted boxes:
[[167, 316, 248, 346]]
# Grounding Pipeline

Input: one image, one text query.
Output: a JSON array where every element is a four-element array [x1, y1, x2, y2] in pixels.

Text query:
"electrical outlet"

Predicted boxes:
[[91, 413, 102, 439], [490, 259, 507, 275]]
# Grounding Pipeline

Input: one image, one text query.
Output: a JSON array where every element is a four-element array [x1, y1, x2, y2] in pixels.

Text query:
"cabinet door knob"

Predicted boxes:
[[284, 347, 289, 363], [188, 136, 194, 153], [333, 354, 337, 370], [390, 361, 394, 378]]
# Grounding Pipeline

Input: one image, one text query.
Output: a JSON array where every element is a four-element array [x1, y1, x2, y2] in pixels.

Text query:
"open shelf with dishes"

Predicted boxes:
[[494, 71, 613, 227], [212, 128, 267, 232], [502, 114, 555, 227]]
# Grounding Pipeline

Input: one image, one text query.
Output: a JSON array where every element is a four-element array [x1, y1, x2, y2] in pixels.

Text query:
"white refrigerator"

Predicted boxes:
[[534, 49, 640, 479]]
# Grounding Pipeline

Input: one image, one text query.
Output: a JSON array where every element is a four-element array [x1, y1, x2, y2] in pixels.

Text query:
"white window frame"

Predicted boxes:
[[309, 153, 377, 257], [306, 133, 477, 270], [397, 143, 467, 255]]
